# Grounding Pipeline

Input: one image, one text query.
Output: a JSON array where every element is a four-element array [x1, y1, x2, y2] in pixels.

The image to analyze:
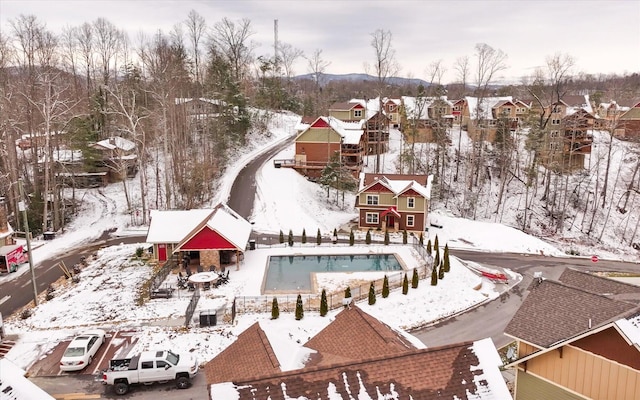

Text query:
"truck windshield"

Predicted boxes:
[[166, 351, 179, 365]]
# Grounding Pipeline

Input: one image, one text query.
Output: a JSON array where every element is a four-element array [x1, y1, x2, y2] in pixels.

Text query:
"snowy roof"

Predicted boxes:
[[93, 136, 136, 152], [615, 313, 640, 346], [402, 96, 430, 119], [208, 335, 511, 400], [38, 149, 83, 164], [0, 223, 14, 239], [146, 209, 214, 243], [0, 358, 55, 400], [200, 204, 252, 250], [175, 97, 224, 106], [360, 174, 431, 199], [323, 116, 364, 145], [465, 96, 513, 120]]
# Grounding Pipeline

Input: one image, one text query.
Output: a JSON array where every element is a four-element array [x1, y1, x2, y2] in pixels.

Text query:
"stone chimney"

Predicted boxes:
[[0, 197, 8, 233]]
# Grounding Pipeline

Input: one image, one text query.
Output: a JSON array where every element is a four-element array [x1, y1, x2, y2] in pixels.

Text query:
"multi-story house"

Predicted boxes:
[[615, 101, 640, 140], [401, 96, 453, 143], [355, 173, 432, 232], [275, 116, 364, 179], [458, 96, 519, 142], [541, 97, 595, 170], [505, 268, 640, 400], [329, 99, 390, 156], [381, 97, 402, 128]]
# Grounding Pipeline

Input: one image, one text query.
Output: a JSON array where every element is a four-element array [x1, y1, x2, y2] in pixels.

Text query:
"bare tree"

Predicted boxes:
[[367, 28, 398, 172], [278, 42, 303, 80], [453, 55, 470, 182], [75, 22, 95, 101], [184, 10, 207, 89], [211, 17, 255, 82], [305, 48, 331, 115]]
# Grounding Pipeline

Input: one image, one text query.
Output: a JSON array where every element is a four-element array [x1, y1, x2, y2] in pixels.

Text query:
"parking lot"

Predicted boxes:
[[26, 329, 208, 398]]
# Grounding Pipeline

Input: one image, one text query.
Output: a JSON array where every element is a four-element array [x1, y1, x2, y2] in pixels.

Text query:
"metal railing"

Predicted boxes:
[[233, 263, 429, 315], [184, 288, 201, 327]]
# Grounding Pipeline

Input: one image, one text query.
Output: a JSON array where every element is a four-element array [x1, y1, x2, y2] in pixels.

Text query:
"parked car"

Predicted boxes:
[[60, 329, 106, 372], [102, 350, 198, 395]]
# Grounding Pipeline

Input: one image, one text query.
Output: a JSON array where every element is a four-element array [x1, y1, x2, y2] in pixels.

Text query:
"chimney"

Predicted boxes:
[[0, 197, 8, 233]]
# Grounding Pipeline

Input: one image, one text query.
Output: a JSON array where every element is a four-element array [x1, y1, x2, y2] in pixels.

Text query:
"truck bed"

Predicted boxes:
[[108, 354, 140, 371]]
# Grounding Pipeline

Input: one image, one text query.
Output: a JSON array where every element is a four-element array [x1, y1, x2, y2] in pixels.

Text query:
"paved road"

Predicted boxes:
[[413, 249, 640, 348], [0, 233, 146, 318], [228, 136, 294, 220]]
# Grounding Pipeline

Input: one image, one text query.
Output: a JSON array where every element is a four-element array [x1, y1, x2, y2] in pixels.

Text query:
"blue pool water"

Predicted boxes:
[[264, 254, 403, 292]]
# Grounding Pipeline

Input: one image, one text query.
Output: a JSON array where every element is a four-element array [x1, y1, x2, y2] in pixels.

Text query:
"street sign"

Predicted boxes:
[[591, 255, 599, 263]]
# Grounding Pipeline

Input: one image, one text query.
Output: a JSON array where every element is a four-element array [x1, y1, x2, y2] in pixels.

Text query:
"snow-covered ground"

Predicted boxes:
[[1, 110, 607, 394]]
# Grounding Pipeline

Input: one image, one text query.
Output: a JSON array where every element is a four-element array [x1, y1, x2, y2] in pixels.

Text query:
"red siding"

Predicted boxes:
[[310, 118, 330, 128], [181, 227, 236, 250], [366, 182, 393, 193], [399, 189, 421, 197]]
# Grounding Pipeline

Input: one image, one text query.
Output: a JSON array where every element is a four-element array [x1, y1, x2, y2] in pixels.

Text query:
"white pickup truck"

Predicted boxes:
[[101, 350, 198, 395]]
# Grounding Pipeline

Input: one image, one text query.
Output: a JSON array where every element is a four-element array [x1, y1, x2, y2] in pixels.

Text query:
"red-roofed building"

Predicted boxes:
[[355, 173, 432, 233], [205, 305, 511, 399], [145, 203, 251, 270]]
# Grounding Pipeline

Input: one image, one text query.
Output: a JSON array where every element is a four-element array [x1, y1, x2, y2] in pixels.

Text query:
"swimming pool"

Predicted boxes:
[[264, 254, 403, 292]]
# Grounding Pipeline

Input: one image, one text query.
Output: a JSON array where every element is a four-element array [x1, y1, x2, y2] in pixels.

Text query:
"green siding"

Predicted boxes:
[[515, 370, 587, 400], [297, 128, 341, 143]]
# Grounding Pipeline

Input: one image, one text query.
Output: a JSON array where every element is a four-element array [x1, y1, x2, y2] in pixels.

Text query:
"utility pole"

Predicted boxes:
[[18, 179, 38, 306]]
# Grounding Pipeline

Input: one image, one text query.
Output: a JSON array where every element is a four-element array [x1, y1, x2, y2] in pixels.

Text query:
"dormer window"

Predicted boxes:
[[354, 110, 362, 118]]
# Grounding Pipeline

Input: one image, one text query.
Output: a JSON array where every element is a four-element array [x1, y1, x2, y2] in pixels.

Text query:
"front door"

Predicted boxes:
[[158, 244, 167, 262], [386, 216, 395, 230]]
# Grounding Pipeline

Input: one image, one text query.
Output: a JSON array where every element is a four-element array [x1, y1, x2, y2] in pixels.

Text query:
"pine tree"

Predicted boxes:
[[382, 275, 389, 298], [434, 250, 440, 269], [419, 232, 424, 245], [316, 228, 322, 245], [431, 265, 438, 286], [288, 229, 294, 246], [320, 289, 328, 317], [368, 282, 376, 305], [402, 273, 409, 295], [434, 235, 440, 254], [295, 294, 304, 320], [402, 229, 408, 244], [365, 229, 372, 244], [271, 297, 279, 319], [411, 268, 419, 288], [439, 260, 445, 279], [384, 230, 390, 245], [344, 286, 352, 307], [426, 239, 432, 253], [302, 229, 307, 244], [444, 243, 450, 272], [279, 230, 284, 244], [333, 228, 337, 237], [349, 230, 355, 246]]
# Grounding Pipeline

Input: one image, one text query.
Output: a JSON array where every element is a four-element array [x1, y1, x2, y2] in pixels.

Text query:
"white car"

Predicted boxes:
[[59, 329, 106, 372]]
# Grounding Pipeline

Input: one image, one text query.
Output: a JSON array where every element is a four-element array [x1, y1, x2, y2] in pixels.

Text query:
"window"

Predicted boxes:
[[406, 215, 415, 227], [366, 195, 379, 205], [354, 110, 362, 118], [549, 142, 560, 151], [156, 360, 169, 369], [141, 361, 154, 369], [551, 119, 561, 125], [407, 197, 415, 208], [366, 213, 379, 224], [504, 107, 511, 114], [389, 105, 395, 111], [553, 106, 562, 113], [550, 130, 559, 138]]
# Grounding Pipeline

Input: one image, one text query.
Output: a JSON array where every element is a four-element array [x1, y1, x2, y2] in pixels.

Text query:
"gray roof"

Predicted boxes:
[[505, 277, 639, 348], [559, 268, 640, 303]]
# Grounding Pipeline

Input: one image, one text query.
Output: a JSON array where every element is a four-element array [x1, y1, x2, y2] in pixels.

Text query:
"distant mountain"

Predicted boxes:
[[294, 73, 431, 88]]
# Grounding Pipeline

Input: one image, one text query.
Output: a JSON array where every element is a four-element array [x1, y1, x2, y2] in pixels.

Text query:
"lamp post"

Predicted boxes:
[[17, 179, 38, 306]]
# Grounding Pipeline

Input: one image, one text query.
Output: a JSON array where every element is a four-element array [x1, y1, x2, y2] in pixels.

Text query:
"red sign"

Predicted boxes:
[[591, 255, 599, 263]]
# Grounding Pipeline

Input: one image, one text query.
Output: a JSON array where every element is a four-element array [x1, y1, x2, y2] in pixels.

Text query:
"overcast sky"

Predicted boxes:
[[1, 0, 638, 83]]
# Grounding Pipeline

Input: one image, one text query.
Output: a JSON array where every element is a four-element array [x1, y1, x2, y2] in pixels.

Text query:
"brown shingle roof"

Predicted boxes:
[[204, 322, 281, 384], [504, 279, 638, 348], [211, 341, 507, 400], [558, 268, 640, 302], [303, 305, 417, 368]]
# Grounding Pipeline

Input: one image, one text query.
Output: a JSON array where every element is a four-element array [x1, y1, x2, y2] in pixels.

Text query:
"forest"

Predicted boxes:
[[0, 11, 639, 255]]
